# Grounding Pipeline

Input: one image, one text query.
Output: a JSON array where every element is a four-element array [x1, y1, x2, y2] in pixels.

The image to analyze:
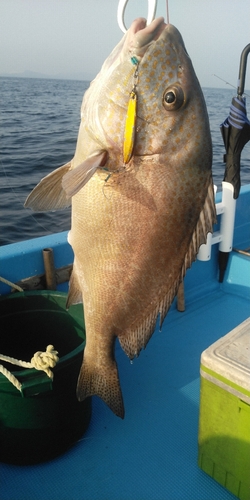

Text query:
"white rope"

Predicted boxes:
[[0, 364, 22, 391], [0, 275, 23, 292], [0, 345, 59, 392]]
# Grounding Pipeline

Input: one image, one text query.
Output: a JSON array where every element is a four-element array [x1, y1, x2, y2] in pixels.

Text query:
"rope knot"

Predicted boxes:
[[31, 345, 59, 379]]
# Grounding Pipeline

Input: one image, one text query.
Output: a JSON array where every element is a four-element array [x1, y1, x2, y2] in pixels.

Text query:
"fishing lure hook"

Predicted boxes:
[[117, 0, 157, 33]]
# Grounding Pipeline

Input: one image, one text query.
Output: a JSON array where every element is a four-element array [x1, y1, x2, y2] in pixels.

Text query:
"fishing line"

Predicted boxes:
[[166, 0, 169, 24], [213, 74, 237, 90], [213, 74, 250, 97]]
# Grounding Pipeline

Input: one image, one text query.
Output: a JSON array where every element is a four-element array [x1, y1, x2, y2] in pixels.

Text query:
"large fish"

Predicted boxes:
[[25, 17, 216, 418]]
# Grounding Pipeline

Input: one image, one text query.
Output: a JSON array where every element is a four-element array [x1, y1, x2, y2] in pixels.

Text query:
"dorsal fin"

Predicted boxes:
[[118, 309, 159, 359], [181, 178, 216, 275], [118, 178, 216, 359]]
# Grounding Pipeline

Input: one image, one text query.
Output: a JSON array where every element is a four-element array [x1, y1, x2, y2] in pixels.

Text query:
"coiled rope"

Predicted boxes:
[[0, 345, 59, 392]]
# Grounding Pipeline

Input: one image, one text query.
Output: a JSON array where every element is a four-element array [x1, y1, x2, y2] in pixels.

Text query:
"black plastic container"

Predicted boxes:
[[0, 291, 91, 465]]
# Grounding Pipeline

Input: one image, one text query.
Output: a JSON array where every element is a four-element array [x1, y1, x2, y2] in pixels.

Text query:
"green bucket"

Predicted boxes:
[[0, 291, 91, 465]]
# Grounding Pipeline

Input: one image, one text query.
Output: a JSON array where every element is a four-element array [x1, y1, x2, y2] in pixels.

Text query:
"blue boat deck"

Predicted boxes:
[[0, 186, 250, 500]]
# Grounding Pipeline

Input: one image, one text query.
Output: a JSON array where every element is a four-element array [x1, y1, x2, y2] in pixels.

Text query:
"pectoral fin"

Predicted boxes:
[[25, 161, 72, 211], [62, 150, 108, 197]]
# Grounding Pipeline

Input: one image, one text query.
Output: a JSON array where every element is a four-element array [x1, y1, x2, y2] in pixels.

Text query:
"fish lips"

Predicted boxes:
[[129, 17, 190, 61], [127, 17, 166, 58]]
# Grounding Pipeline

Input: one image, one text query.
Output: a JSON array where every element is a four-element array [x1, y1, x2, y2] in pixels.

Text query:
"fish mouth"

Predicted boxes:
[[129, 18, 189, 60], [131, 17, 167, 41], [127, 17, 167, 56]]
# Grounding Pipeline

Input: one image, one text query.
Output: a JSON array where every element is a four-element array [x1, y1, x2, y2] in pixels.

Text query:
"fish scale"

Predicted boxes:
[[25, 18, 216, 418]]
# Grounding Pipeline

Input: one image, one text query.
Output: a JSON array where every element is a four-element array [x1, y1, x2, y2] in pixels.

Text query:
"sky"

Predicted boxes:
[[0, 0, 250, 90]]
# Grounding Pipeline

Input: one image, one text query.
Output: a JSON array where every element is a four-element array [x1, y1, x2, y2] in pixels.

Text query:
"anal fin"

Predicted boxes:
[[66, 266, 82, 308]]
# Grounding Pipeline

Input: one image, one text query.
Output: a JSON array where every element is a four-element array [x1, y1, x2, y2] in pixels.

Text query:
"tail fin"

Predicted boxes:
[[76, 357, 125, 419]]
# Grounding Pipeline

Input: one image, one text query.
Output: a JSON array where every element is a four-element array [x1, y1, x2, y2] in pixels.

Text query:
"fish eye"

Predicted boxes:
[[165, 92, 175, 103], [163, 84, 184, 111]]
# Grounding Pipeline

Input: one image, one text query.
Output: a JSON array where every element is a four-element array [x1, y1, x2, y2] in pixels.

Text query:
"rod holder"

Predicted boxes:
[[197, 182, 236, 262]]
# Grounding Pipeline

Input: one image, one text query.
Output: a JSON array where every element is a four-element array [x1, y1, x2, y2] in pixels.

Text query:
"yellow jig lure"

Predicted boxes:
[[123, 58, 139, 164], [123, 89, 137, 164]]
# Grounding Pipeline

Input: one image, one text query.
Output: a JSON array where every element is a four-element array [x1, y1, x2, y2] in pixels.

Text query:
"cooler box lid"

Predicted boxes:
[[200, 317, 250, 396]]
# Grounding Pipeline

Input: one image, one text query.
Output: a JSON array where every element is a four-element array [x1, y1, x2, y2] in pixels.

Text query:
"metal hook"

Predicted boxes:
[[117, 0, 157, 33]]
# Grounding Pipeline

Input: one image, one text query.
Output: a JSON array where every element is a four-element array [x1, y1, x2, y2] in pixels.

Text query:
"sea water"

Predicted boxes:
[[0, 76, 249, 245]]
